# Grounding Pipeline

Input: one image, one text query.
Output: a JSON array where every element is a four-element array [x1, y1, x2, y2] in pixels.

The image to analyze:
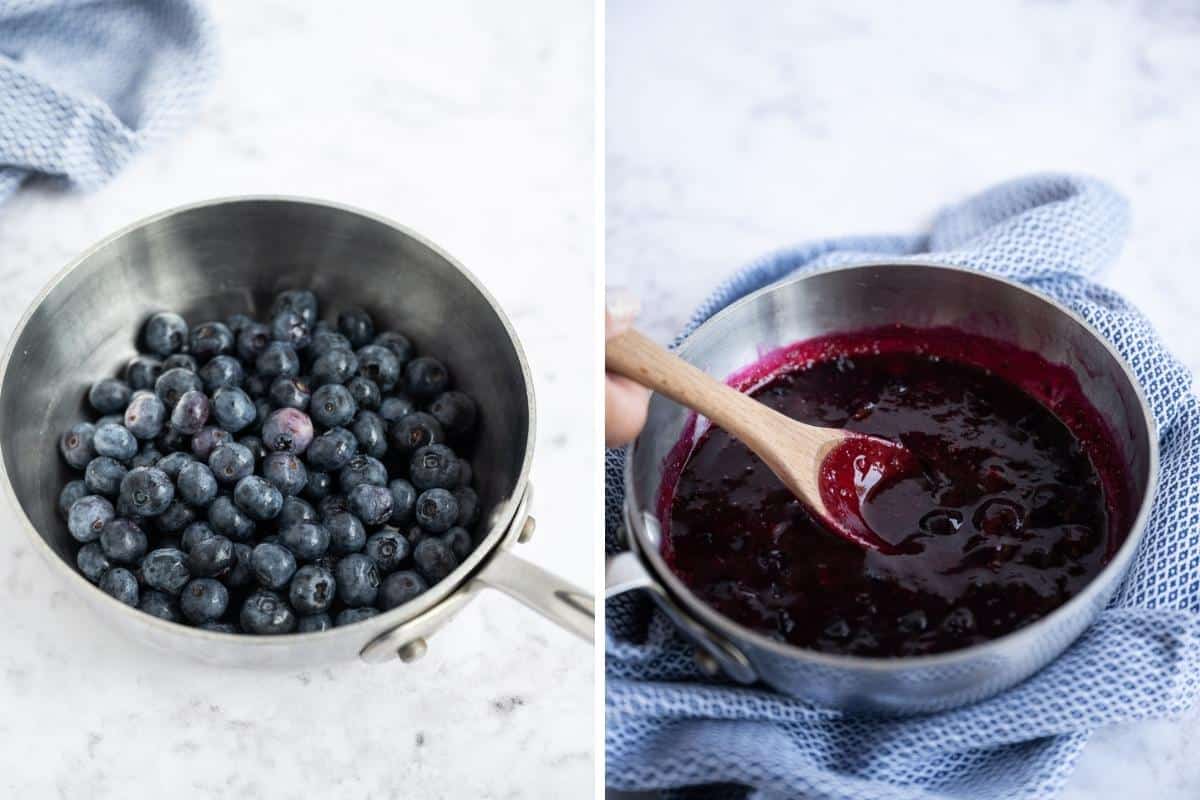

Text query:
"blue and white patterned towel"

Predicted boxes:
[[0, 0, 215, 204], [606, 174, 1200, 800]]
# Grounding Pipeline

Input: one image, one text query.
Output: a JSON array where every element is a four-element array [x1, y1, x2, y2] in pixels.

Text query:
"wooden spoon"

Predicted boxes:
[[606, 328, 915, 553]]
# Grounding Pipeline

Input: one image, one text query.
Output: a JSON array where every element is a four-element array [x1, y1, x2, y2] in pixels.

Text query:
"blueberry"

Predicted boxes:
[[89, 378, 132, 414], [270, 310, 311, 350], [378, 570, 428, 610], [339, 455, 387, 494], [430, 391, 477, 437], [181, 521, 216, 551], [155, 367, 203, 409], [142, 312, 188, 356], [68, 495, 114, 542], [169, 390, 210, 435], [335, 553, 380, 606], [173, 460, 215, 506], [351, 410, 387, 458], [189, 321, 235, 362], [263, 452, 307, 496], [119, 467, 174, 517], [180, 578, 229, 623], [76, 542, 112, 583], [348, 484, 394, 526], [234, 476, 284, 521], [365, 529, 409, 574], [188, 534, 235, 577], [379, 395, 415, 425], [310, 330, 352, 360], [271, 289, 319, 329], [250, 542, 296, 590], [252, 398, 273, 430], [124, 356, 164, 391], [156, 425, 190, 454], [226, 313, 255, 336], [85, 456, 127, 497], [289, 565, 336, 615], [237, 322, 273, 363], [388, 412, 443, 457], [208, 496, 256, 541], [413, 536, 458, 582], [373, 331, 414, 364], [415, 488, 458, 533], [269, 375, 312, 410], [162, 353, 199, 373], [262, 408, 314, 454], [130, 444, 163, 469], [280, 521, 331, 561], [238, 435, 267, 466], [388, 479, 418, 526], [327, 511, 367, 555], [93, 423, 139, 462], [442, 526, 473, 560], [208, 387, 252, 434], [60, 422, 96, 469], [303, 470, 333, 502], [280, 496, 319, 529], [240, 589, 297, 634], [297, 613, 333, 633], [137, 590, 181, 622], [123, 390, 166, 439], [410, 444, 461, 490], [198, 355, 244, 392], [99, 567, 139, 606], [311, 348, 358, 386], [190, 426, 233, 460], [96, 414, 124, 428], [355, 345, 400, 391], [141, 547, 191, 594], [405, 525, 430, 548], [155, 500, 197, 533], [453, 486, 479, 526], [156, 451, 194, 479], [59, 479, 89, 519], [256, 341, 300, 380], [335, 607, 380, 626], [318, 494, 349, 520], [337, 307, 375, 348], [346, 377, 381, 411], [404, 357, 449, 401], [306, 427, 358, 471], [242, 373, 266, 398], [209, 443, 255, 484], [227, 542, 254, 589]]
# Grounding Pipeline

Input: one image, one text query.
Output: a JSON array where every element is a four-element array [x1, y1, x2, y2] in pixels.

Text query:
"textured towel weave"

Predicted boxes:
[[0, 0, 215, 203], [605, 174, 1200, 800]]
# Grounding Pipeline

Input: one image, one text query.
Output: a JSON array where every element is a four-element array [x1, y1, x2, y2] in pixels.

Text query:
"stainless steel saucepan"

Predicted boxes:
[[0, 197, 593, 667], [608, 262, 1156, 713]]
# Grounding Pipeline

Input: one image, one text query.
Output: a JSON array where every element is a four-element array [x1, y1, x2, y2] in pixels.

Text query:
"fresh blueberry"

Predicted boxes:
[[180, 578, 229, 623], [303, 470, 333, 502], [280, 521, 330, 561], [327, 511, 367, 555], [118, 466, 174, 517], [169, 389, 210, 435], [388, 479, 418, 526], [155, 500, 197, 533], [271, 289, 319, 328], [306, 427, 357, 471], [351, 410, 387, 458], [142, 547, 191, 594], [453, 487, 479, 526], [188, 534, 235, 578], [262, 408, 314, 454], [311, 348, 358, 386], [318, 493, 350, 520], [76, 542, 112, 583], [176, 460, 218, 506], [59, 479, 89, 519], [410, 444, 461, 490], [339, 454, 387, 494], [346, 376, 381, 411], [365, 529, 409, 574], [96, 414, 124, 428], [442, 526, 473, 560], [297, 613, 333, 633], [312, 383, 359, 432], [155, 451, 194, 479], [256, 341, 300, 380], [99, 567, 139, 606], [348, 484, 394, 526], [263, 452, 307, 496], [378, 570, 428, 610], [415, 488, 458, 533], [198, 355, 244, 392], [208, 496, 256, 541], [238, 435, 267, 466], [234, 476, 284, 521], [89, 378, 132, 414], [237, 322, 273, 363], [138, 590, 181, 622], [413, 536, 458, 583], [190, 426, 233, 460], [181, 521, 216, 551], [123, 390, 166, 440], [335, 553, 380, 606], [124, 356, 164, 391], [288, 565, 335, 615], [93, 423, 139, 462], [240, 589, 297, 634], [270, 310, 311, 350], [155, 367, 203, 409], [85, 456, 127, 497], [279, 496, 319, 529], [373, 331, 413, 364], [189, 321, 235, 362], [162, 353, 199, 373], [337, 307, 375, 348], [226, 313, 255, 336], [355, 345, 400, 391], [69, 495, 114, 542], [142, 312, 188, 357], [378, 395, 415, 425], [209, 386, 254, 433], [250, 541, 297, 590], [269, 375, 312, 410], [59, 422, 96, 469], [405, 525, 430, 548], [309, 330, 352, 360], [430, 391, 477, 437], [388, 411, 443, 457], [335, 607, 379, 626], [209, 442, 255, 484], [227, 542, 254, 589], [130, 444, 163, 469], [404, 356, 449, 401]]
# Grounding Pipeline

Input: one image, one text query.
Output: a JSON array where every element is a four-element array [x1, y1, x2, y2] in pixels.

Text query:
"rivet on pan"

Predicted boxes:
[[397, 639, 428, 663], [694, 648, 721, 677], [518, 515, 536, 543]]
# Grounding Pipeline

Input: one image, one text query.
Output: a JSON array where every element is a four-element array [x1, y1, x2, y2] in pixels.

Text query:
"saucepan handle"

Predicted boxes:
[[473, 548, 595, 641]]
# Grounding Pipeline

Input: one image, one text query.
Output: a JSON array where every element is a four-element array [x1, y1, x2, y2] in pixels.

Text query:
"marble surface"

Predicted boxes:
[[0, 2, 594, 798], [607, 0, 1200, 797]]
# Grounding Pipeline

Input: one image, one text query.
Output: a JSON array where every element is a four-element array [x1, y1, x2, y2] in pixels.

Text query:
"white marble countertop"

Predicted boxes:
[[0, 2, 593, 798], [607, 0, 1200, 797]]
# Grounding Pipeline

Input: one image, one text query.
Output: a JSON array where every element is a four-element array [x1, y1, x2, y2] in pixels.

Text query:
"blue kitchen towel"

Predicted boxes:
[[606, 174, 1200, 800], [0, 0, 215, 203]]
